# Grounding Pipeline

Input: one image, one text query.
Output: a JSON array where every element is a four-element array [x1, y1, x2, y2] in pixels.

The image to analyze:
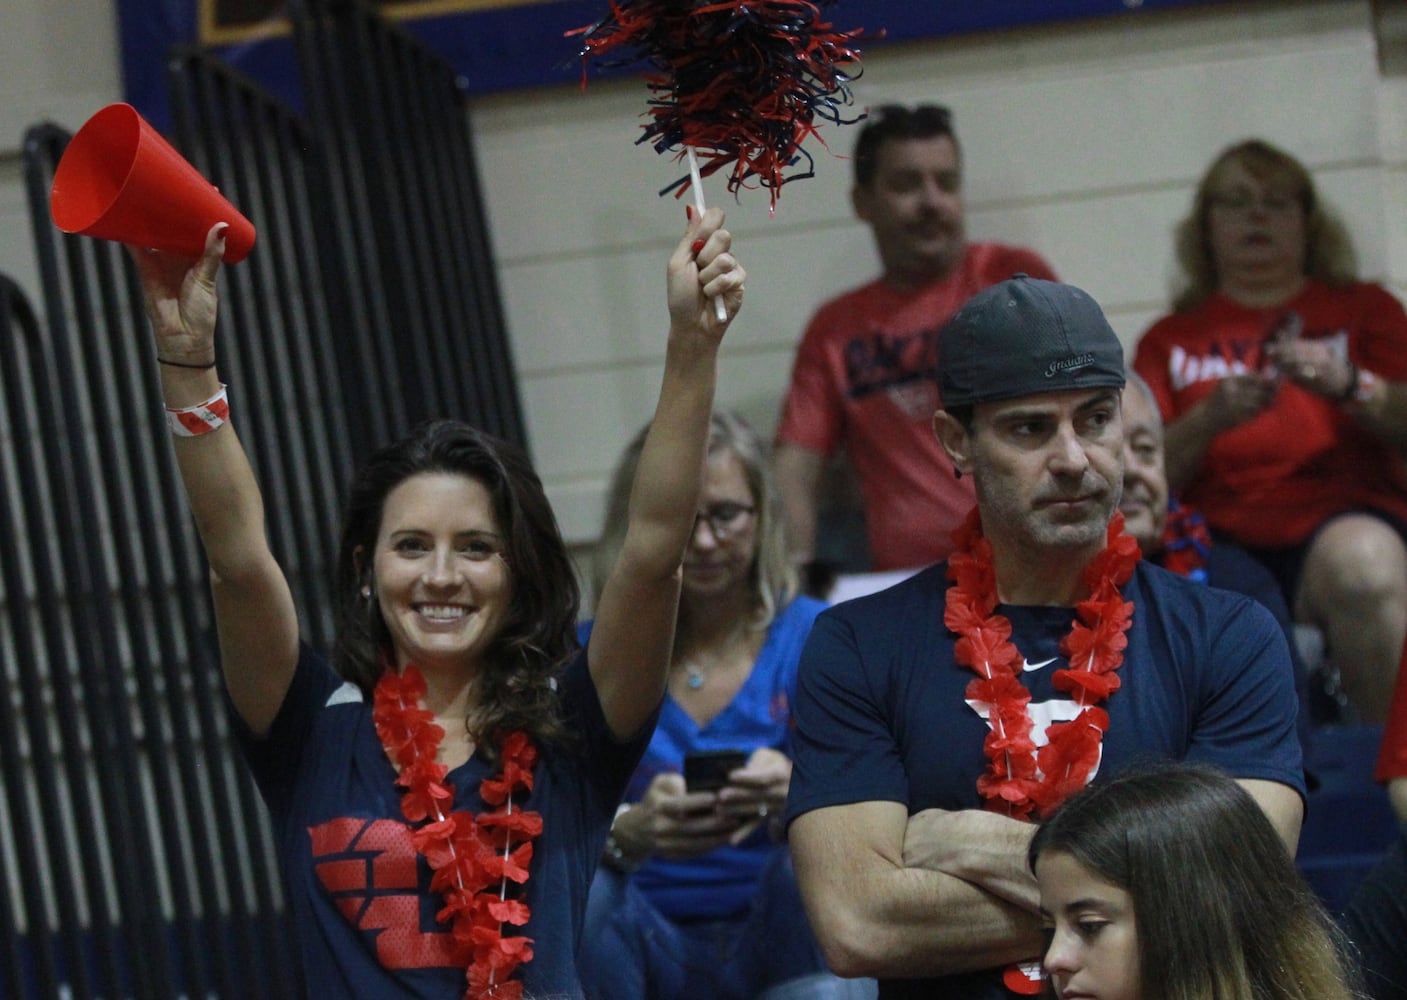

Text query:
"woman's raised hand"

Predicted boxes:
[[667, 207, 746, 339], [128, 222, 227, 367]]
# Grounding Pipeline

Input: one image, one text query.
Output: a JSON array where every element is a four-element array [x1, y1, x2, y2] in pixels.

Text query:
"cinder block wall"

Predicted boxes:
[[4, 0, 1403, 555]]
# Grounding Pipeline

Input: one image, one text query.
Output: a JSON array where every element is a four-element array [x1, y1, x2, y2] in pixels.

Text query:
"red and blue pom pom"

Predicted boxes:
[[570, 0, 870, 211]]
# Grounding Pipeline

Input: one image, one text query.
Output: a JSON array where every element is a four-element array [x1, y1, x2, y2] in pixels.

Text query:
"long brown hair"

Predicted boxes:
[[333, 419, 575, 756], [1030, 762, 1358, 1000]]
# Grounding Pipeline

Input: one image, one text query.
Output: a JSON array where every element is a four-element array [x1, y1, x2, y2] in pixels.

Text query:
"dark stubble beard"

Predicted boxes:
[[979, 475, 1123, 555]]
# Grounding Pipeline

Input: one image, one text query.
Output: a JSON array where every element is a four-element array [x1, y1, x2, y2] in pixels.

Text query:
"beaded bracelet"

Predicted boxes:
[[165, 384, 229, 437]]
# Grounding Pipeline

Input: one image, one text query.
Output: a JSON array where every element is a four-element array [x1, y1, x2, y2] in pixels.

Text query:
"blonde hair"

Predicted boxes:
[[591, 410, 797, 631], [1171, 138, 1358, 312]]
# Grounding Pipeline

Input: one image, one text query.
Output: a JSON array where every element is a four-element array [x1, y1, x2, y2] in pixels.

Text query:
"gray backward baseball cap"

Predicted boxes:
[[938, 275, 1125, 408]]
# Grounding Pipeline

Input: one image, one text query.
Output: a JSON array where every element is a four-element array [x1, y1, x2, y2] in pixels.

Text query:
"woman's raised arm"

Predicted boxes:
[[131, 223, 299, 735], [589, 208, 745, 739]]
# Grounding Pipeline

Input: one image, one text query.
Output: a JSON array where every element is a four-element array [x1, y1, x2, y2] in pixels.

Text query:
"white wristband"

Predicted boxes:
[[165, 384, 229, 437]]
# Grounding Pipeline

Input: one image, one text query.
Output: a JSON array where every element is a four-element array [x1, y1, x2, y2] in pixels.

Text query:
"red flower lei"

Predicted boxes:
[[945, 508, 1141, 820], [373, 665, 542, 1000]]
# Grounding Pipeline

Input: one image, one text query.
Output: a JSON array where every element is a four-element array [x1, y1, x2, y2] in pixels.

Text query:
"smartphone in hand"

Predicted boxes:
[[683, 749, 748, 792]]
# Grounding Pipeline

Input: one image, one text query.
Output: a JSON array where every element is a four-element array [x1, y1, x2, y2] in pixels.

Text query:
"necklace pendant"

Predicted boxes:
[[686, 668, 705, 690]]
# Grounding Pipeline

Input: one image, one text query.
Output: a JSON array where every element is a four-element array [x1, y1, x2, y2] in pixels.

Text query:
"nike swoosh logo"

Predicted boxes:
[[1022, 657, 1057, 673]]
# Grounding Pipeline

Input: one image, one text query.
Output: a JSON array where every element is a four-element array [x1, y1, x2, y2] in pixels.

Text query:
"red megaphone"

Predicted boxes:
[[49, 103, 256, 263]]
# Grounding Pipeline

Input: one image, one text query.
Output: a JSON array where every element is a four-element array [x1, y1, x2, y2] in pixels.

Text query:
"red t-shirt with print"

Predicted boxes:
[[1133, 280, 1407, 549], [776, 243, 1057, 571]]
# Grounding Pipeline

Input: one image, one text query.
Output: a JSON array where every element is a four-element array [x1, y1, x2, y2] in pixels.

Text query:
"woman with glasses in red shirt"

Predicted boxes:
[[1132, 139, 1407, 767]]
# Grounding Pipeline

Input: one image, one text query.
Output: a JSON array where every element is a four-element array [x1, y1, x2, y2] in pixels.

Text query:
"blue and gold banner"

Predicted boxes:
[[194, 0, 567, 47], [118, 0, 600, 131], [117, 0, 1233, 132]]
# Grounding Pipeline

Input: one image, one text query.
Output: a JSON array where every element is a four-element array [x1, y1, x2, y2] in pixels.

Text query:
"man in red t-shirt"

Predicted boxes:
[[774, 105, 1056, 578]]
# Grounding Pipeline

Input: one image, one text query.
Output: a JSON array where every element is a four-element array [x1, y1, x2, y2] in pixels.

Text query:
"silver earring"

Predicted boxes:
[[360, 585, 372, 599]]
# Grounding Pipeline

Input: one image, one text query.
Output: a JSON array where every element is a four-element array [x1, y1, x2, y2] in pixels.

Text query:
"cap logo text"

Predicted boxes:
[[1045, 353, 1095, 378]]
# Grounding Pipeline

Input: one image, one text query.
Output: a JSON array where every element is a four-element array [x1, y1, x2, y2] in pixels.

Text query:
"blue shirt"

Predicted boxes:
[[787, 561, 1304, 1000], [233, 644, 652, 999], [581, 595, 825, 919]]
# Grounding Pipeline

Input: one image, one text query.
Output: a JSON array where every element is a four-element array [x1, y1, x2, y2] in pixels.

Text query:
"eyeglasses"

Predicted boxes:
[[692, 502, 756, 540], [1208, 188, 1302, 216]]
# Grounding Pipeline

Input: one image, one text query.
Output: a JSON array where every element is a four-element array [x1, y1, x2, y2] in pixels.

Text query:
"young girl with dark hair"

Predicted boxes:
[[1029, 763, 1356, 1000]]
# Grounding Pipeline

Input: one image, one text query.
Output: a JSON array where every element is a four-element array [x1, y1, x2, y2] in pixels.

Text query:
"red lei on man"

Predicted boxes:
[[945, 508, 1141, 821], [373, 665, 543, 1000]]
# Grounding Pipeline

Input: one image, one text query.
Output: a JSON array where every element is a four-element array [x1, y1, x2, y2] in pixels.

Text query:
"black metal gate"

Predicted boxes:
[[6, 1, 523, 996]]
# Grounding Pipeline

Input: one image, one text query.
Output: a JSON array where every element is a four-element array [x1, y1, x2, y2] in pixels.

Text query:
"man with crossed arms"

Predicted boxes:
[[785, 276, 1304, 999]]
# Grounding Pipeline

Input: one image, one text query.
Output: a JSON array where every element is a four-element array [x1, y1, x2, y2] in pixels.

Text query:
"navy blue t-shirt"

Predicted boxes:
[[234, 644, 653, 999], [786, 560, 1304, 1000]]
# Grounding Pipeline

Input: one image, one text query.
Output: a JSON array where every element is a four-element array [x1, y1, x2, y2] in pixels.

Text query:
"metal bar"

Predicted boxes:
[[339, 4, 437, 425], [169, 57, 310, 999], [60, 233, 181, 1000], [291, 0, 406, 450], [381, 18, 460, 418], [397, 45, 480, 423], [441, 60, 526, 445], [262, 97, 349, 651], [21, 128, 153, 1000], [0, 276, 72, 1000]]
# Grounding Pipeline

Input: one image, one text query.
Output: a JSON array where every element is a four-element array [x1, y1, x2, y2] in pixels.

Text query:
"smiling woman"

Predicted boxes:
[[339, 438, 556, 748], [128, 207, 746, 998]]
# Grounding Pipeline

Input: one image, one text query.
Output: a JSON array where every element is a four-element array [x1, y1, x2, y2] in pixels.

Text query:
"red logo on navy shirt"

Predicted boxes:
[[308, 817, 459, 969]]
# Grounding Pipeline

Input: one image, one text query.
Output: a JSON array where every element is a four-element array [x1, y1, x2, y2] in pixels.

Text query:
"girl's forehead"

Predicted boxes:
[[1037, 850, 1132, 911]]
